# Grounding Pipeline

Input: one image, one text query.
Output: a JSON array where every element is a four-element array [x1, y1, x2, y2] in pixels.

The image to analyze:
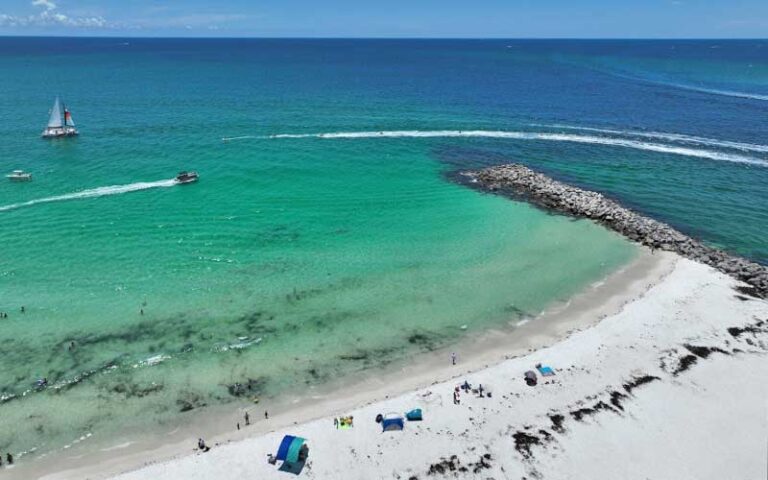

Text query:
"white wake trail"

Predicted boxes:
[[0, 179, 178, 213], [247, 130, 768, 167], [666, 83, 768, 102], [537, 124, 768, 154]]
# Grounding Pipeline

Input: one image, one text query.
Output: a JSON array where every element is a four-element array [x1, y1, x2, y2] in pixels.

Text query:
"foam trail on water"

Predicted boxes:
[[0, 179, 178, 213], [222, 135, 258, 142], [665, 83, 768, 102], [595, 68, 768, 102], [249, 130, 768, 167], [535, 124, 768, 153]]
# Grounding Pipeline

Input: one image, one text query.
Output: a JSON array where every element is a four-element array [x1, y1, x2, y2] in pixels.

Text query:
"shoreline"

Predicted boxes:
[[15, 246, 667, 480], [46, 252, 768, 480]]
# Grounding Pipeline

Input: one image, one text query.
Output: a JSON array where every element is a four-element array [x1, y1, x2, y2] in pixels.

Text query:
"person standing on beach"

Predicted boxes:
[[6, 453, 12, 465], [264, 410, 269, 420], [451, 352, 457, 365]]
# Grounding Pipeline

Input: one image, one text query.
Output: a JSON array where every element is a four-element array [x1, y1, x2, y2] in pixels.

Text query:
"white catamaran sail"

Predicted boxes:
[[42, 97, 78, 138]]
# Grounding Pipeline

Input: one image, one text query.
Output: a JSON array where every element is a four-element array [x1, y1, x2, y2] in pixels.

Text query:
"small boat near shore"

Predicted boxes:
[[42, 97, 78, 138], [175, 171, 199, 184], [6, 170, 32, 181]]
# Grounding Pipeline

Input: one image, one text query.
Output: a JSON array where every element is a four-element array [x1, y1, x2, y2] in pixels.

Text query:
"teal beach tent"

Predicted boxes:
[[276, 435, 306, 464]]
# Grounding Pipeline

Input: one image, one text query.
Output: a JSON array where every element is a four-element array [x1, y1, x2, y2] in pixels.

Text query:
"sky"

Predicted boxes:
[[0, 0, 767, 38]]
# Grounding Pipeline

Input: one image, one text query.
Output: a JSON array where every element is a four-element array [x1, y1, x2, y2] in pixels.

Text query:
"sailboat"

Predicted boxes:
[[41, 97, 78, 138]]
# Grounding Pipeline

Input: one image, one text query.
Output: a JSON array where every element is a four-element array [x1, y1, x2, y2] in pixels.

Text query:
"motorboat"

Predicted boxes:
[[175, 171, 199, 184], [42, 97, 79, 138], [6, 170, 32, 181]]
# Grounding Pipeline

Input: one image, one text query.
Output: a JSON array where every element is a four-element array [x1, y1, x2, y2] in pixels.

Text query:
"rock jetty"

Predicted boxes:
[[461, 164, 768, 298]]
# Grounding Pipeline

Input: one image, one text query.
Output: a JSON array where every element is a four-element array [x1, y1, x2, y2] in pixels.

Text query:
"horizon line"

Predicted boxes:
[[1, 35, 767, 41]]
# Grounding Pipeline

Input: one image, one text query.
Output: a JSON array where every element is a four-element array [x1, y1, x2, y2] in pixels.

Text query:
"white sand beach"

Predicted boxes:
[[27, 250, 767, 480]]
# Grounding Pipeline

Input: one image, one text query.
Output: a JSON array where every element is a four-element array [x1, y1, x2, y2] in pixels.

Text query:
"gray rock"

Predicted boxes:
[[462, 164, 768, 298]]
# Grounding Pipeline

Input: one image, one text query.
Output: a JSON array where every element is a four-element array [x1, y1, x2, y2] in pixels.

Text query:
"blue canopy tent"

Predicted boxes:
[[381, 413, 404, 432], [275, 435, 307, 464]]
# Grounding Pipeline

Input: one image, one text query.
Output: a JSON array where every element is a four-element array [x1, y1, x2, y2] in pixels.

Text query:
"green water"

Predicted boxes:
[[0, 136, 635, 458], [0, 38, 653, 460]]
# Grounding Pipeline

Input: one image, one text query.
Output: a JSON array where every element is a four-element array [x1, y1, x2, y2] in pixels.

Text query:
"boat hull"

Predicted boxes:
[[42, 127, 79, 139]]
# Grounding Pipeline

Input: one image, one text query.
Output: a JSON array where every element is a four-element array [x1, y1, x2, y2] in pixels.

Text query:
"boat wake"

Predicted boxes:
[[0, 179, 178, 213], [232, 130, 768, 167], [640, 80, 768, 102], [590, 67, 768, 102], [534, 124, 768, 154]]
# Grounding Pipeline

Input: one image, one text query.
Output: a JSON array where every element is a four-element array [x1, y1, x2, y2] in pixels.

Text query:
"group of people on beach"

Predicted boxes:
[[235, 410, 267, 430], [333, 416, 354, 428], [454, 380, 489, 405]]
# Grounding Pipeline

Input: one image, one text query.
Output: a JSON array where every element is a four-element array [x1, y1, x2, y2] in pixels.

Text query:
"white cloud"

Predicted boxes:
[[32, 0, 57, 11], [0, 1, 109, 28]]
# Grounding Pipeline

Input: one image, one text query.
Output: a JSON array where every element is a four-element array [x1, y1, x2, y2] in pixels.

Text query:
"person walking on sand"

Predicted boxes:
[[334, 417, 339, 429], [244, 411, 250, 426], [6, 453, 12, 465], [451, 352, 457, 365], [197, 438, 210, 452], [264, 410, 269, 420]]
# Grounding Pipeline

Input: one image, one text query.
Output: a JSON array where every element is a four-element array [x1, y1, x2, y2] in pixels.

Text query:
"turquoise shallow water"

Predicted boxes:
[[0, 38, 766, 461]]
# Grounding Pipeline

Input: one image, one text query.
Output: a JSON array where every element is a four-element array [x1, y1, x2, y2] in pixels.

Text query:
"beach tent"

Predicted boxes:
[[536, 364, 555, 377], [405, 408, 423, 421], [275, 435, 307, 464], [381, 413, 404, 432]]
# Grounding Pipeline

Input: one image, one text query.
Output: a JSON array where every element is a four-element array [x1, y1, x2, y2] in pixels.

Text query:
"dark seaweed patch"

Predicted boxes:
[[609, 390, 628, 411], [503, 304, 529, 318], [570, 401, 615, 421], [226, 378, 266, 397], [407, 331, 442, 351], [338, 351, 368, 361], [622, 375, 660, 394], [672, 355, 698, 376], [683, 344, 729, 359], [734, 285, 761, 299], [549, 414, 565, 433], [513, 431, 541, 459], [111, 381, 163, 398], [427, 455, 459, 475], [177, 391, 208, 412], [426, 454, 492, 476], [727, 320, 766, 338]]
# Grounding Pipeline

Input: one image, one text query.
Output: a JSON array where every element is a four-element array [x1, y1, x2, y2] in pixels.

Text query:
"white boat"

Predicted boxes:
[[175, 171, 199, 184], [6, 170, 32, 181], [42, 97, 78, 138]]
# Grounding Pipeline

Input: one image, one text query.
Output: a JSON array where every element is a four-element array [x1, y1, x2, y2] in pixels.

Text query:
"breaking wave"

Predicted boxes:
[[0, 179, 178, 213], [235, 130, 768, 167]]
